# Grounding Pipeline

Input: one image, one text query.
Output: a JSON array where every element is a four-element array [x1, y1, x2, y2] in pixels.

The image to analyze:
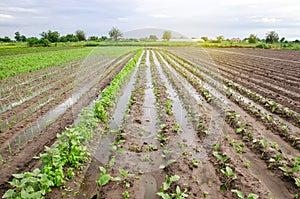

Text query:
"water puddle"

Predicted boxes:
[[153, 51, 195, 144], [141, 50, 158, 137]]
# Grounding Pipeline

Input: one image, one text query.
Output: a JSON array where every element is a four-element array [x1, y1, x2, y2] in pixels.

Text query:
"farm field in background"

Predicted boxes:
[[0, 46, 299, 199]]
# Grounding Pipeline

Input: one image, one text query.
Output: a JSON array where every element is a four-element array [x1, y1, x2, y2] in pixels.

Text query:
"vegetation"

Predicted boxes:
[[109, 27, 123, 40], [162, 31, 172, 41], [266, 31, 279, 44]]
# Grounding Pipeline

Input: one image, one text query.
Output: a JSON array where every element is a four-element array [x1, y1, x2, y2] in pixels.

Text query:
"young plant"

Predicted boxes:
[[231, 189, 259, 199], [220, 166, 236, 191], [213, 151, 229, 166], [157, 175, 188, 199], [97, 166, 114, 187]]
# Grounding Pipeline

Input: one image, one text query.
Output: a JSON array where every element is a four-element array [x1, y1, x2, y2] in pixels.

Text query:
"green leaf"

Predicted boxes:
[[99, 166, 107, 174], [157, 192, 171, 199], [236, 128, 243, 133], [294, 178, 300, 187], [231, 189, 245, 198], [213, 152, 223, 161], [279, 166, 288, 173], [176, 185, 181, 194], [170, 175, 180, 183], [248, 193, 259, 199], [97, 174, 111, 186], [162, 182, 170, 191], [2, 189, 15, 198]]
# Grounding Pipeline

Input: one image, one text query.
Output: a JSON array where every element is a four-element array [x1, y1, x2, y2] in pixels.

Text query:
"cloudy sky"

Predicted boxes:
[[1, 0, 300, 40]]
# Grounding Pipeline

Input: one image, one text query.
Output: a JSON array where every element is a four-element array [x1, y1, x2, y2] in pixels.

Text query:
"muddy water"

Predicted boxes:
[[157, 51, 225, 159], [152, 51, 195, 144], [141, 50, 158, 138]]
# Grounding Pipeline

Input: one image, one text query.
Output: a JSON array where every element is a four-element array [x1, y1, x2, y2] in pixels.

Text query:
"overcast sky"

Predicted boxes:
[[1, 0, 300, 40]]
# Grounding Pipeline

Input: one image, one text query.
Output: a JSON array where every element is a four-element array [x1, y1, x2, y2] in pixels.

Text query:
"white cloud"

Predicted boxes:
[[0, 14, 14, 20], [149, 14, 170, 18], [2, 7, 37, 13]]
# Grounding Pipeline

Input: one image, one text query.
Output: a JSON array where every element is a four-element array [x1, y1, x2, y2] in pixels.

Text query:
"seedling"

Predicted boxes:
[[213, 151, 229, 166], [231, 189, 259, 199], [97, 166, 112, 186], [192, 159, 199, 168], [260, 139, 268, 148], [220, 166, 236, 191], [122, 191, 130, 199], [157, 175, 188, 199], [173, 123, 180, 133], [244, 161, 250, 169]]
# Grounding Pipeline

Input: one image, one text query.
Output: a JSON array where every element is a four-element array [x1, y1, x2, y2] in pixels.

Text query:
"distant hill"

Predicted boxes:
[[123, 28, 191, 40]]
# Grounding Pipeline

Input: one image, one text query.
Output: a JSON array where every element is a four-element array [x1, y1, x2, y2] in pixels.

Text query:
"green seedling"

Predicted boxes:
[[157, 175, 188, 199], [213, 151, 229, 166], [173, 123, 180, 132], [231, 189, 259, 199], [220, 166, 236, 191], [244, 161, 250, 169], [97, 166, 112, 186], [122, 190, 130, 199]]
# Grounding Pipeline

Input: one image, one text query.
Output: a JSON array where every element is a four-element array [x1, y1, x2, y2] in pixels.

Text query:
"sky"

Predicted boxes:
[[0, 0, 300, 40]]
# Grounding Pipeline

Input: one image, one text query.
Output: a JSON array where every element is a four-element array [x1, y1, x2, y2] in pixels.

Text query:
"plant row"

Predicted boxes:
[[157, 50, 300, 194], [161, 51, 299, 150], [2, 49, 142, 198], [164, 50, 300, 127]]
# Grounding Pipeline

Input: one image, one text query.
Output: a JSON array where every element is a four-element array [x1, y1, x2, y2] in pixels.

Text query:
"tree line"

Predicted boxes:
[[200, 31, 299, 44], [1, 28, 299, 46]]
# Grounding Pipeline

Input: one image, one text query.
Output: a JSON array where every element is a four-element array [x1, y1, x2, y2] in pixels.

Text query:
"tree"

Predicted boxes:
[[0, 36, 12, 42], [14, 32, 27, 42], [75, 30, 86, 41], [89, 36, 99, 41], [15, 32, 21, 42], [201, 36, 208, 42], [100, 36, 108, 41], [109, 27, 122, 40], [216, 35, 224, 43], [40, 30, 60, 42], [266, 31, 279, 43], [248, 34, 258, 44], [162, 31, 172, 41], [280, 37, 285, 43], [149, 35, 158, 41]]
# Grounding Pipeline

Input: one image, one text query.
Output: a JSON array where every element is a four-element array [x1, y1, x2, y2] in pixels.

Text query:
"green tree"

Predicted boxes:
[[280, 37, 285, 43], [89, 36, 99, 41], [248, 34, 258, 43], [216, 35, 224, 43], [14, 32, 21, 42], [109, 27, 123, 40], [266, 31, 279, 43], [0, 36, 12, 42], [149, 35, 158, 41], [40, 30, 60, 42], [75, 30, 86, 41], [162, 31, 172, 41], [201, 36, 209, 42]]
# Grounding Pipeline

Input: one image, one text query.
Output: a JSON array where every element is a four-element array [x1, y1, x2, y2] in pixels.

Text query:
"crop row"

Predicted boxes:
[[157, 49, 300, 194], [164, 50, 300, 127], [162, 51, 300, 149], [2, 49, 142, 198]]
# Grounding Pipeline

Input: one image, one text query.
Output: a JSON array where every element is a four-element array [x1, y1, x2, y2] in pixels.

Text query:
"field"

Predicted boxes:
[[0, 46, 299, 199]]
